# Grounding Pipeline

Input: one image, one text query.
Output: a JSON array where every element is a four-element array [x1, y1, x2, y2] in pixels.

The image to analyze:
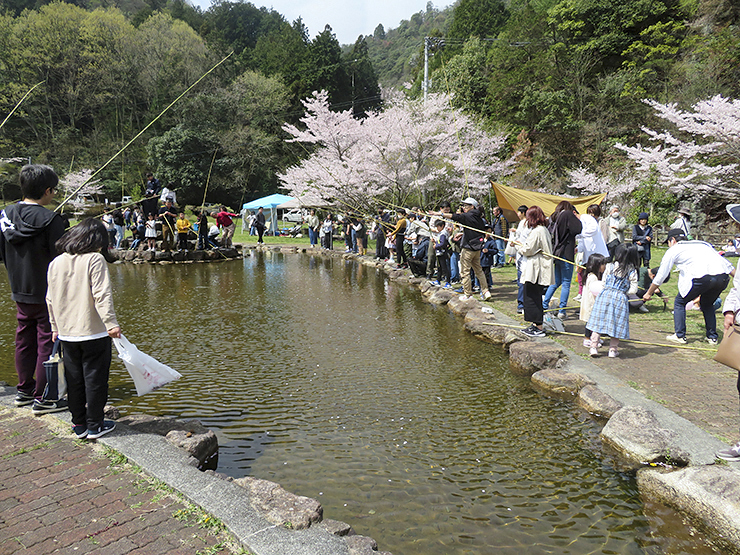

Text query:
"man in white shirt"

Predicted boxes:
[[643, 228, 735, 344]]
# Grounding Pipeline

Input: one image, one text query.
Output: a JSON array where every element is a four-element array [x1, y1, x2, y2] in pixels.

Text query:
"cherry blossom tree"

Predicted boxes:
[[279, 89, 516, 212], [569, 166, 640, 200], [614, 95, 740, 200], [58, 169, 104, 209]]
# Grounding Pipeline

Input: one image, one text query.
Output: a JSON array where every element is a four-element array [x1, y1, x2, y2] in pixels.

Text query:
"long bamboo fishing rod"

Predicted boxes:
[[56, 51, 234, 213], [373, 196, 587, 269], [0, 81, 44, 132]]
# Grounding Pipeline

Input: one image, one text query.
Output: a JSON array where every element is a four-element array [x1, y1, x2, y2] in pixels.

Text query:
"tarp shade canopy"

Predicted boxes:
[[242, 193, 295, 211], [242, 194, 295, 236], [491, 182, 607, 222]]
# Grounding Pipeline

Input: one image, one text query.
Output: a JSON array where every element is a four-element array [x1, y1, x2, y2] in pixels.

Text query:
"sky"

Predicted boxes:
[[189, 0, 452, 45]]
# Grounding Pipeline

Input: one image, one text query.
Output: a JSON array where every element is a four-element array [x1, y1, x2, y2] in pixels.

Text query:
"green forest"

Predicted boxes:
[[1, 0, 739, 212]]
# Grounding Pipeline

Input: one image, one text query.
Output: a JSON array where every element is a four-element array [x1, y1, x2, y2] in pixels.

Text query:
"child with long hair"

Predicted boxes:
[[579, 253, 607, 348], [586, 244, 640, 358], [46, 219, 121, 440]]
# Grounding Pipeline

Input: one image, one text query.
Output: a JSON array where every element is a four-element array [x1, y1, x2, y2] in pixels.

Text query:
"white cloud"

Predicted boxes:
[[189, 0, 450, 45]]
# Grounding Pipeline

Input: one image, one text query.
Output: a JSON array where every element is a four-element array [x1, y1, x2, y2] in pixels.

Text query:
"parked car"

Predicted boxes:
[[283, 209, 306, 223]]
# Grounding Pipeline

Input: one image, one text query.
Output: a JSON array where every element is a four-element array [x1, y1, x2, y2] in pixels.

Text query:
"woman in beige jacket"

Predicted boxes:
[[516, 206, 555, 337], [46, 219, 121, 441]]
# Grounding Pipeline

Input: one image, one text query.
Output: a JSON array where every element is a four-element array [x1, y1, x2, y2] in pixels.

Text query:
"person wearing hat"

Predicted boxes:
[[632, 212, 653, 267], [436, 197, 492, 302], [599, 205, 627, 258], [643, 228, 735, 344], [670, 206, 692, 238]]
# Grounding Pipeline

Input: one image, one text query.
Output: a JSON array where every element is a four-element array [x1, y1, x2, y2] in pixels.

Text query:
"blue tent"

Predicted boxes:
[[242, 193, 295, 211], [242, 194, 296, 235]]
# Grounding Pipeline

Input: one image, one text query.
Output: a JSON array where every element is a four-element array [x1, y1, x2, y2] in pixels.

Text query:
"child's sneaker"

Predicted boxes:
[[608, 348, 620, 358], [589, 347, 599, 357], [583, 339, 591, 348], [87, 421, 116, 440]]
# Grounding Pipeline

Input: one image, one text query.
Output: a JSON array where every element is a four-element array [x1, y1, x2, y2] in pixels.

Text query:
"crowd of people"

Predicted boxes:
[[2, 165, 740, 460], [103, 197, 240, 253]]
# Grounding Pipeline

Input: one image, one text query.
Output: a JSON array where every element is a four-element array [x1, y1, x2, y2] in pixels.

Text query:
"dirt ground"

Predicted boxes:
[[484, 265, 740, 444]]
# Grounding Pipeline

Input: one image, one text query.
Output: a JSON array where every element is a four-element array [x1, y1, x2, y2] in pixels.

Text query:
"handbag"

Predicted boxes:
[[715, 311, 740, 371], [113, 334, 182, 396], [42, 339, 66, 400]]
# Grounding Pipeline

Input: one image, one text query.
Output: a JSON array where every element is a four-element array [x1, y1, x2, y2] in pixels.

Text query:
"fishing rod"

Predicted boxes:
[[373, 197, 587, 270], [0, 81, 44, 132], [56, 51, 234, 213]]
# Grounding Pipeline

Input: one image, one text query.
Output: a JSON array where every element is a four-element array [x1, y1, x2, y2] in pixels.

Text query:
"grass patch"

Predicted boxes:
[[3, 441, 50, 459]]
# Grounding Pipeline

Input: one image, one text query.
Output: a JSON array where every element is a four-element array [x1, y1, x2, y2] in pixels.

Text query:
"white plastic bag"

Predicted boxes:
[[113, 334, 182, 396]]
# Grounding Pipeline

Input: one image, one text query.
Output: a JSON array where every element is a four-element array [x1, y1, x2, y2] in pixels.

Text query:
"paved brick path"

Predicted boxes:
[[0, 407, 234, 555]]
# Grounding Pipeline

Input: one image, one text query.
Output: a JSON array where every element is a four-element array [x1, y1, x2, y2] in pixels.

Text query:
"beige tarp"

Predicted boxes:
[[491, 182, 606, 220]]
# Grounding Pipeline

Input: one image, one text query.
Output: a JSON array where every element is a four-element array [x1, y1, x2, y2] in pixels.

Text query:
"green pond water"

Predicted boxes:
[[0, 251, 721, 555]]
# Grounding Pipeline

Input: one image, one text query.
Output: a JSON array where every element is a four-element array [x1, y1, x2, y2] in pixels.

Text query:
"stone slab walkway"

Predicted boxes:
[[0, 406, 234, 555]]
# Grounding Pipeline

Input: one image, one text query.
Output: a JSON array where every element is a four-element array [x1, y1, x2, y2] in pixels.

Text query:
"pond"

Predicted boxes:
[[0, 251, 719, 555]]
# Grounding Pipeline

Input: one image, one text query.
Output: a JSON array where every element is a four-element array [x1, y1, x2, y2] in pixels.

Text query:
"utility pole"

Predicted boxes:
[[423, 37, 429, 103]]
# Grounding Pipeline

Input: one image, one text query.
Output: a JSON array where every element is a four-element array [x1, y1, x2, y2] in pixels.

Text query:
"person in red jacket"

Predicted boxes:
[[215, 206, 239, 248]]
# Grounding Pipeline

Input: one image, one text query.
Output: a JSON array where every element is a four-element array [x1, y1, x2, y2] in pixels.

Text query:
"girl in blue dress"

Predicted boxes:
[[587, 244, 640, 358]]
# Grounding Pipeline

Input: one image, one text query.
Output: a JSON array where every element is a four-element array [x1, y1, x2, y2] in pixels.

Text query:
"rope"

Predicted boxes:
[[480, 321, 717, 352]]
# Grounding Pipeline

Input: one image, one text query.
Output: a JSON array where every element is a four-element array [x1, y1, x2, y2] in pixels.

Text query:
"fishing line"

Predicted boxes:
[[56, 51, 234, 213]]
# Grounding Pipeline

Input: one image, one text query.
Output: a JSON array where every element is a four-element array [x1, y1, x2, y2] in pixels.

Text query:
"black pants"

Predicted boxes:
[[376, 231, 388, 259], [62, 337, 112, 430], [395, 234, 407, 265], [523, 282, 546, 326], [257, 226, 265, 243], [436, 254, 451, 283]]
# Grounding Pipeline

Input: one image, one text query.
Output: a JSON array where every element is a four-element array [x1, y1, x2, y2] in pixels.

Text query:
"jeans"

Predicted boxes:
[[308, 228, 318, 246], [114, 225, 125, 248], [495, 238, 506, 266], [673, 273, 730, 340], [450, 252, 460, 282], [436, 254, 451, 283], [543, 260, 574, 311]]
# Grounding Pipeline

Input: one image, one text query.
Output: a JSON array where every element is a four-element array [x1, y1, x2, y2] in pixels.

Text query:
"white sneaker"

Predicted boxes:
[[459, 295, 472, 302], [583, 339, 591, 348], [608, 348, 620, 358], [573, 294, 582, 302], [589, 347, 599, 357], [666, 334, 687, 344], [717, 441, 740, 461], [705, 337, 718, 345], [482, 290, 492, 301], [638, 305, 649, 313]]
